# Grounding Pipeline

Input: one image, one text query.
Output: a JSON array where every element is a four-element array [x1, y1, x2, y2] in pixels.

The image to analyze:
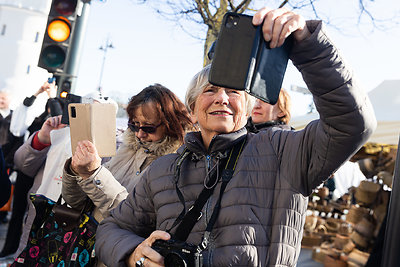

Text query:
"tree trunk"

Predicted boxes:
[[203, 28, 218, 66]]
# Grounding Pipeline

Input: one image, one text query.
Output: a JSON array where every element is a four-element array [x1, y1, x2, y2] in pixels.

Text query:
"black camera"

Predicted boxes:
[[60, 93, 82, 125], [152, 239, 203, 267]]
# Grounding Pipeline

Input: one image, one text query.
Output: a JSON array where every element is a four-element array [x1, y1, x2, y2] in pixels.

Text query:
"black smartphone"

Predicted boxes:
[[209, 12, 293, 104]]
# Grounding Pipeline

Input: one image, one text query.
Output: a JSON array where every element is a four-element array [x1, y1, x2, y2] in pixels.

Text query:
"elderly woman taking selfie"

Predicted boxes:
[[96, 7, 376, 267], [62, 84, 193, 223]]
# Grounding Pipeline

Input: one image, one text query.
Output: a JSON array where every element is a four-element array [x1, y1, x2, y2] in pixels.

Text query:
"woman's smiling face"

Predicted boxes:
[[192, 84, 248, 147]]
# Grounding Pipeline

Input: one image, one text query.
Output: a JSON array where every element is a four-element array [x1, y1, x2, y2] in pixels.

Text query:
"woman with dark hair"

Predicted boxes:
[[62, 84, 194, 223]]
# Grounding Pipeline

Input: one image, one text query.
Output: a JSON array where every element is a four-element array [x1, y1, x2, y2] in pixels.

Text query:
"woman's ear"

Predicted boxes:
[[277, 110, 286, 121], [190, 112, 198, 124]]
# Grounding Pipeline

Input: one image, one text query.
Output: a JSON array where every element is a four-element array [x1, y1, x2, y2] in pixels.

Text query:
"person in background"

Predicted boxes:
[[10, 115, 66, 258], [11, 92, 117, 259], [0, 147, 11, 208], [10, 79, 63, 138], [63, 84, 193, 222], [62, 84, 194, 266], [246, 88, 292, 132], [95, 6, 376, 267], [0, 90, 12, 146], [0, 90, 24, 172], [0, 90, 24, 225], [0, 80, 64, 258]]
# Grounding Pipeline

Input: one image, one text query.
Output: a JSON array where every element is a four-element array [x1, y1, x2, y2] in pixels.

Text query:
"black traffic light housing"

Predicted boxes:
[[38, 0, 79, 73]]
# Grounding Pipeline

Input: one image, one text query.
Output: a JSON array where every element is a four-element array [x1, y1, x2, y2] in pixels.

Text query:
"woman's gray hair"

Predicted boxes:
[[185, 65, 254, 116]]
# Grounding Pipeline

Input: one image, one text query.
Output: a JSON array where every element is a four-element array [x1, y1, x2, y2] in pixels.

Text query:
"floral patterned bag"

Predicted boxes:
[[11, 194, 98, 267]]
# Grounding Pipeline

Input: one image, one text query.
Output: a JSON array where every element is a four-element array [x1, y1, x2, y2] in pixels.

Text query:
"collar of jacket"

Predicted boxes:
[[181, 127, 247, 156], [123, 128, 181, 157], [246, 117, 292, 133]]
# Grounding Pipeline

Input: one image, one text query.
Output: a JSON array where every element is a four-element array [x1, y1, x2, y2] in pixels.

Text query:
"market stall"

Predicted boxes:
[[293, 80, 400, 266]]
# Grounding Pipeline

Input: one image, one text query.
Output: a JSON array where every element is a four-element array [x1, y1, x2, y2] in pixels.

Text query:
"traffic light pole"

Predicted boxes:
[[57, 0, 91, 96]]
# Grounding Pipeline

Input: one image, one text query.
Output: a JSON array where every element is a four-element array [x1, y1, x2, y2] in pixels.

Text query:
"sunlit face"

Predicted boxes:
[[0, 92, 10, 110], [192, 84, 247, 146], [251, 98, 283, 124], [131, 102, 166, 142]]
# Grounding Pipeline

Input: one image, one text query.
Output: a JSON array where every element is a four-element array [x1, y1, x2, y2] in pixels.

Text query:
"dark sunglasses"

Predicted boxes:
[[127, 122, 162, 134]]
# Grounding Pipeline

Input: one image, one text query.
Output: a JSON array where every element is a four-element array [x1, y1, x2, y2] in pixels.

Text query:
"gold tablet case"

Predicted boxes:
[[69, 103, 116, 157]]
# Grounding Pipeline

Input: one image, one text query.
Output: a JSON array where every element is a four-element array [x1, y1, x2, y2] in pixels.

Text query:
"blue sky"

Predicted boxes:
[[75, 0, 400, 116]]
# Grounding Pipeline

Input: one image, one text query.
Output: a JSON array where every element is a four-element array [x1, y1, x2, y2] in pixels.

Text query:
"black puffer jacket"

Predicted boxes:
[[96, 20, 376, 267]]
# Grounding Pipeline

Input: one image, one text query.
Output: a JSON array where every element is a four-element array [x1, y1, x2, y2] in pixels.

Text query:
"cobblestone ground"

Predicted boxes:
[[0, 215, 14, 267]]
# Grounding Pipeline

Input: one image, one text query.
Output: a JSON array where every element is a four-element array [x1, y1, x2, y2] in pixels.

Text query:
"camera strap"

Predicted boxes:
[[171, 137, 246, 243]]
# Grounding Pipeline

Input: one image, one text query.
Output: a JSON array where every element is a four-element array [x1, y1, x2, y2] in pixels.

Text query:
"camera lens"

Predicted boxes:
[[164, 252, 187, 267], [226, 15, 235, 29]]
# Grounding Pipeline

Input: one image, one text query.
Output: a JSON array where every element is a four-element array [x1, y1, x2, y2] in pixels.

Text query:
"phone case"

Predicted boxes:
[[208, 13, 259, 91], [69, 103, 116, 157], [209, 12, 293, 104]]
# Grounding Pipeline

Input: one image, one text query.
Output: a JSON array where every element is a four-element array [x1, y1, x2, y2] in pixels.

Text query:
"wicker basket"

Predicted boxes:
[[346, 205, 369, 224], [347, 261, 361, 267], [324, 255, 348, 267], [348, 249, 370, 266], [312, 247, 338, 264], [355, 180, 381, 204], [338, 222, 353, 236], [325, 218, 341, 233], [354, 217, 375, 239], [377, 171, 393, 188], [334, 234, 351, 250], [302, 234, 322, 248], [342, 239, 356, 254], [373, 204, 387, 224], [350, 231, 369, 248]]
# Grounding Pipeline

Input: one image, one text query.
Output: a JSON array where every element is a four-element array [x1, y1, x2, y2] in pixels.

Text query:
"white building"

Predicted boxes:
[[0, 0, 51, 111]]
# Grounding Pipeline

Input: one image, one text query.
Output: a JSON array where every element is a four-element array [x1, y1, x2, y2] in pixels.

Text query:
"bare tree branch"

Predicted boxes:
[[127, 0, 400, 63]]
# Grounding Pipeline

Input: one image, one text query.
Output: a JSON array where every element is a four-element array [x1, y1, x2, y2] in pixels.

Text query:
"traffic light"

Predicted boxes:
[[38, 0, 78, 73]]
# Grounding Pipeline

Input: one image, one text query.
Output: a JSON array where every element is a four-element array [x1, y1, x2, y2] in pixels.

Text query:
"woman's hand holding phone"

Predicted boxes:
[[71, 140, 102, 179], [253, 7, 310, 48]]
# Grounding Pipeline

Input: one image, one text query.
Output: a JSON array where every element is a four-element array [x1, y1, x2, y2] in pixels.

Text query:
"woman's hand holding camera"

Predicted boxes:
[[71, 140, 102, 179], [127, 230, 170, 267], [253, 7, 310, 48]]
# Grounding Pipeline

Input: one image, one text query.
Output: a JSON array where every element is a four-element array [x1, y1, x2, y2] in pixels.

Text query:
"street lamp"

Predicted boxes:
[[98, 37, 114, 95]]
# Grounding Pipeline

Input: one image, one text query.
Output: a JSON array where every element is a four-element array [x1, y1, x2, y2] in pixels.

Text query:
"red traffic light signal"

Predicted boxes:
[[38, 0, 78, 73]]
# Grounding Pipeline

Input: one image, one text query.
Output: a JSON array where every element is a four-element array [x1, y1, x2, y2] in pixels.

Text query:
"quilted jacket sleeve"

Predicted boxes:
[[269, 20, 377, 195], [62, 158, 129, 217], [95, 164, 158, 267], [14, 133, 50, 177]]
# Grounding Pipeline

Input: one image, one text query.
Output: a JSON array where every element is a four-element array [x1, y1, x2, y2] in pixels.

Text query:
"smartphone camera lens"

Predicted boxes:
[[226, 15, 238, 29], [70, 107, 76, 118]]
